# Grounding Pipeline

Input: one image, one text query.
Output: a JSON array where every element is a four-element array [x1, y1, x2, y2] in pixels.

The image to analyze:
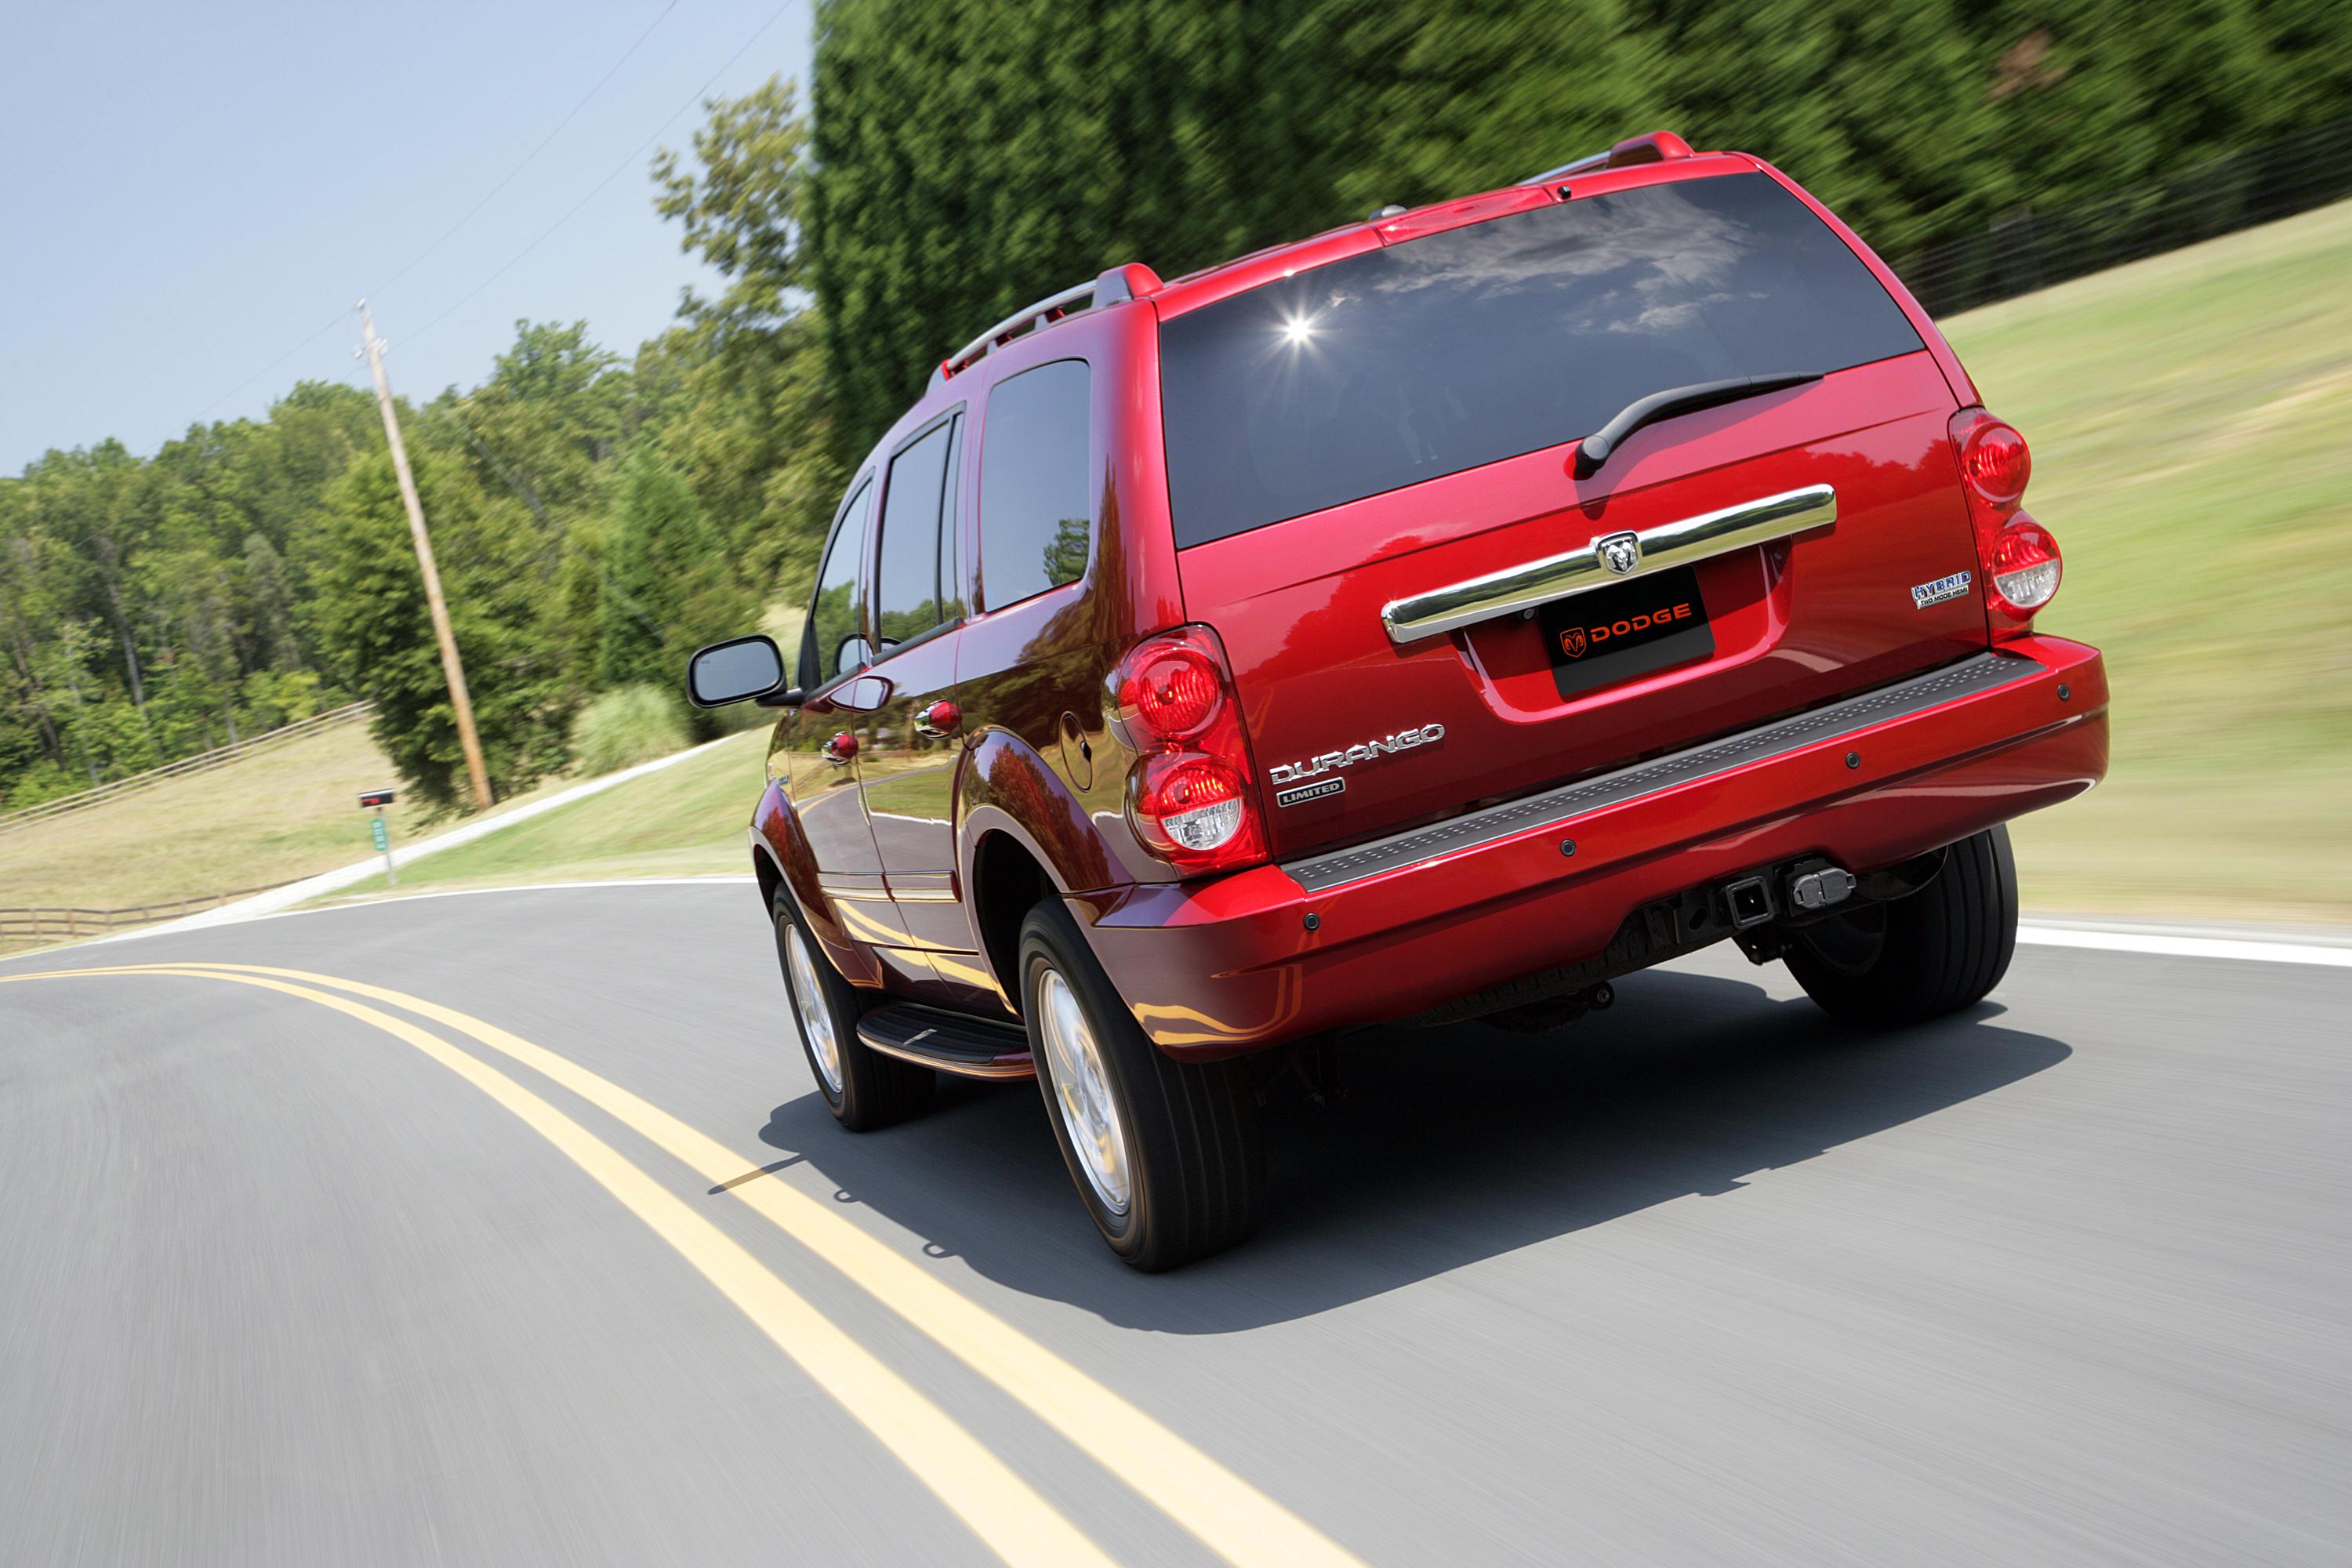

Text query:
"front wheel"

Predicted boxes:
[[773, 888, 932, 1130], [1784, 825, 2020, 1027], [1018, 898, 1265, 1271]]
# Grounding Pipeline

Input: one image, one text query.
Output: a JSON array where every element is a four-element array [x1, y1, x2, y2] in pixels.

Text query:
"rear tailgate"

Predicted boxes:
[[1158, 169, 1986, 862]]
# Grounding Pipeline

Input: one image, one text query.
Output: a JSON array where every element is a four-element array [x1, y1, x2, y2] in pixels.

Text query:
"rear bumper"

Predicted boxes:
[[1077, 637, 2108, 1057]]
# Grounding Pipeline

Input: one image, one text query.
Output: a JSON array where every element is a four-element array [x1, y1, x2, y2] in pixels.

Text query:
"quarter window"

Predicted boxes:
[[873, 415, 960, 650], [978, 359, 1092, 610], [802, 476, 872, 688]]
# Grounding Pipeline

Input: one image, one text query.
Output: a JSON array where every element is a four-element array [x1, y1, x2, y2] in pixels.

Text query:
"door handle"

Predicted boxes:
[[821, 731, 858, 765], [914, 700, 962, 739]]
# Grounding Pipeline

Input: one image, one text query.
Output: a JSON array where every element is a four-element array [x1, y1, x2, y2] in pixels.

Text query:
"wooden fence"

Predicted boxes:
[[0, 880, 303, 953], [0, 702, 374, 838]]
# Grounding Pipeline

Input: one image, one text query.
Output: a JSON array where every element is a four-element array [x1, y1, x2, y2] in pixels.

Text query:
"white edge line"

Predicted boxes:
[[2016, 924, 2352, 969], [13, 877, 2347, 973], [2, 877, 761, 960]]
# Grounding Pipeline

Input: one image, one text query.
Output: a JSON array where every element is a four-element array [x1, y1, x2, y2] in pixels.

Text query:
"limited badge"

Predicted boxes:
[[1274, 778, 1346, 808]]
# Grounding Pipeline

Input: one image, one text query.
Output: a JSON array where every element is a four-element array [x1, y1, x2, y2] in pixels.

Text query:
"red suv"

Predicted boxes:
[[688, 132, 2107, 1270]]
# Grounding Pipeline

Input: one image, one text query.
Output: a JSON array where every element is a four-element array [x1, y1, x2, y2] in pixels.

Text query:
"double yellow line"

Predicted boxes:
[[2, 961, 1369, 1568]]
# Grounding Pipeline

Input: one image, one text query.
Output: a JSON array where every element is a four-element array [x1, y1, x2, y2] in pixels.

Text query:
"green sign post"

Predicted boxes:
[[359, 788, 397, 887]]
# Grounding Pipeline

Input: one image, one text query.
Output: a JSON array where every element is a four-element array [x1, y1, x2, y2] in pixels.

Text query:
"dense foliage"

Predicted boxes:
[[6, 0, 2345, 814], [809, 0, 2352, 452]]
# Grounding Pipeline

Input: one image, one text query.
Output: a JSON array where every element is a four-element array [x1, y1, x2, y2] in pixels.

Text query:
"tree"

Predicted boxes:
[[596, 456, 751, 726], [434, 320, 626, 545], [303, 450, 569, 812], [650, 76, 844, 601]]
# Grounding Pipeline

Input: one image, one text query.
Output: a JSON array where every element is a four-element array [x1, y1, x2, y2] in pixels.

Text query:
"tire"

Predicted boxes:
[[1784, 825, 2020, 1027], [1018, 898, 1265, 1271], [772, 887, 932, 1130]]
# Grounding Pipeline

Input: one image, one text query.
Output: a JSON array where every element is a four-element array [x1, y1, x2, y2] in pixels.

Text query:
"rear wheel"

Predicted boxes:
[[1018, 898, 1265, 1271], [773, 888, 931, 1129], [1784, 826, 2020, 1027]]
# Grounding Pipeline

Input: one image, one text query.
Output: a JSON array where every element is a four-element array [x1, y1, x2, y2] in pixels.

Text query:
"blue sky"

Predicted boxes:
[[0, 1, 812, 475]]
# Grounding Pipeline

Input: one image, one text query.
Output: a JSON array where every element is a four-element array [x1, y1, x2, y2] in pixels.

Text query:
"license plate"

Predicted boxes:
[[1537, 564, 1715, 699]]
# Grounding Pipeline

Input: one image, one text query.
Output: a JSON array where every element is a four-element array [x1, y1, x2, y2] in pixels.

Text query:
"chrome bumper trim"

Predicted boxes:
[[1282, 651, 2040, 895], [1381, 484, 1837, 644]]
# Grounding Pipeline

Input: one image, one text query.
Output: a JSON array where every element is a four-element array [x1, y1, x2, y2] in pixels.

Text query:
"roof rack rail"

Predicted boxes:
[[1518, 130, 1693, 187], [934, 263, 1161, 384]]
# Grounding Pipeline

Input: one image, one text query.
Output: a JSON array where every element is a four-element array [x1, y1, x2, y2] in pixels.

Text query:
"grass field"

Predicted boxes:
[[1949, 200, 2352, 920], [323, 727, 771, 898], [0, 717, 445, 912], [357, 203, 2350, 920], [9, 206, 2347, 924]]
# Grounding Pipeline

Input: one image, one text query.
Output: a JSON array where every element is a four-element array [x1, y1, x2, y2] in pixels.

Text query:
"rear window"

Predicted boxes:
[[1157, 172, 1923, 548]]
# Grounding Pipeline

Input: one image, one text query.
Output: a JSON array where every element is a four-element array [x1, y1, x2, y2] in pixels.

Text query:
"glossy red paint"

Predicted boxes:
[[1188, 350, 1987, 863], [732, 141, 2109, 1064], [1083, 636, 2108, 1057]]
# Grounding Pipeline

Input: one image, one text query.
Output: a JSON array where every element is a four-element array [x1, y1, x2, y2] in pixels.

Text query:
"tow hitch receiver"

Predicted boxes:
[[1721, 875, 1776, 930]]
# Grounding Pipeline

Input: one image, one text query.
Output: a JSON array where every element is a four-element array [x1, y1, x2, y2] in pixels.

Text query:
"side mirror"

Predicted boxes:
[[686, 634, 787, 707]]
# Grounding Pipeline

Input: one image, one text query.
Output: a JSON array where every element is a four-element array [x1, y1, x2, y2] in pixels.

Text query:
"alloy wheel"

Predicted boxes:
[[1036, 966, 1131, 1215], [786, 924, 845, 1095]]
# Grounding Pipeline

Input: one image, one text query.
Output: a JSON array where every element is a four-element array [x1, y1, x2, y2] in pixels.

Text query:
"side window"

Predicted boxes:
[[938, 415, 965, 623], [872, 414, 960, 651], [978, 359, 1091, 611], [802, 476, 872, 688]]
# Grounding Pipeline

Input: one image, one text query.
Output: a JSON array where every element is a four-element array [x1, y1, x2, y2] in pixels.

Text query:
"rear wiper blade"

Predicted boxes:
[[1573, 372, 1823, 477]]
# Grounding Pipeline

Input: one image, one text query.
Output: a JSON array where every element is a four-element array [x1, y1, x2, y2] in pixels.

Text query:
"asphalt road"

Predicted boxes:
[[2, 884, 2345, 1566]]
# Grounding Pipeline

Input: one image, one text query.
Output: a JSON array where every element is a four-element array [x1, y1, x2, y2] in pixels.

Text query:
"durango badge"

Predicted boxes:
[[1268, 723, 1445, 798]]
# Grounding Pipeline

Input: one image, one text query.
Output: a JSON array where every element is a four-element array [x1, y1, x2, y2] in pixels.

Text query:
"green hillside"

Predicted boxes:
[[1952, 201, 2352, 920], [336, 202, 2352, 920]]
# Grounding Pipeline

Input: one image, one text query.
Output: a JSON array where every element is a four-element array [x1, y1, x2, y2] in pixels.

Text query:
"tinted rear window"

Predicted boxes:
[[1157, 172, 1923, 548]]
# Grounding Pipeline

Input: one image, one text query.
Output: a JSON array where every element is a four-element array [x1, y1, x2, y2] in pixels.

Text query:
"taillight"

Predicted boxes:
[[1948, 408, 2060, 637], [1108, 626, 1266, 874], [1117, 643, 1222, 739], [1987, 518, 2062, 615], [1958, 418, 2031, 506]]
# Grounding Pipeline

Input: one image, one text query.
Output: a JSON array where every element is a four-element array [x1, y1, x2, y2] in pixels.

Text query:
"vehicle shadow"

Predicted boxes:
[[757, 966, 2072, 1333]]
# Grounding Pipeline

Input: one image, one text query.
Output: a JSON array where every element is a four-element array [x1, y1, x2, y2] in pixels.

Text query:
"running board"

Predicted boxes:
[[856, 1004, 1034, 1080]]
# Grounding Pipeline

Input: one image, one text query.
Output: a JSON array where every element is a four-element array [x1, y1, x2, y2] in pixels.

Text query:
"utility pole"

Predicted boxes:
[[355, 300, 494, 812]]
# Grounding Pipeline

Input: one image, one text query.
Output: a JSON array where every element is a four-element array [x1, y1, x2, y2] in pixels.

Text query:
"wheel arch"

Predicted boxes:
[[956, 726, 1134, 1009], [967, 827, 1061, 1014]]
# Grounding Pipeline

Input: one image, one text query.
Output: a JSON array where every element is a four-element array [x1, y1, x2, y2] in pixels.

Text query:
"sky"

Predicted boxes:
[[0, 1, 814, 476]]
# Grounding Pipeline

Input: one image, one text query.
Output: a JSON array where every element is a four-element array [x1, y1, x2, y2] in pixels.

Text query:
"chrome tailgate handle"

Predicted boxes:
[[1381, 484, 1837, 644]]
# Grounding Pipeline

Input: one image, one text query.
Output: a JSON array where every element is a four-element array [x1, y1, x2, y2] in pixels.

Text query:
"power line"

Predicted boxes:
[[368, 0, 681, 300], [192, 308, 353, 421], [189, 0, 688, 425], [405, 1, 793, 347]]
